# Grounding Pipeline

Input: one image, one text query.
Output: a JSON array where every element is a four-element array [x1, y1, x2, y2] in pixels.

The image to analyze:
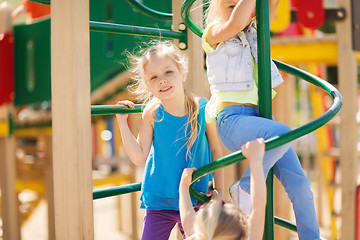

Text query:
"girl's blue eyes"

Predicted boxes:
[[229, 5, 235, 9], [150, 70, 173, 80]]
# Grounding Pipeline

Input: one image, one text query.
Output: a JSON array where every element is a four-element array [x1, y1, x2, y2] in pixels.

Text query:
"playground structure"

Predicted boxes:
[[0, 0, 358, 240]]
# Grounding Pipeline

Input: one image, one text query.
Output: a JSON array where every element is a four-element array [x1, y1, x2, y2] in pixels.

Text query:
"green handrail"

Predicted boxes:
[[125, 0, 172, 21], [89, 21, 186, 41], [93, 183, 141, 200], [274, 217, 297, 232], [91, 104, 143, 116], [29, 0, 50, 5]]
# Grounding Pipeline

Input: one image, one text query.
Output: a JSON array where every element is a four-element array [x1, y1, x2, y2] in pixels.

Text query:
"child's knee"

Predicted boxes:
[[265, 123, 291, 139]]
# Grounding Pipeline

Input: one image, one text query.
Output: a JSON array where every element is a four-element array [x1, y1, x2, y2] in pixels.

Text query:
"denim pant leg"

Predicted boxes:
[[216, 105, 320, 239], [216, 105, 292, 193], [273, 150, 320, 239]]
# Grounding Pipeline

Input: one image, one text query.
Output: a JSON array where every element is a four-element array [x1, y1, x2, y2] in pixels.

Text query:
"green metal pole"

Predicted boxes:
[[256, 0, 274, 239]]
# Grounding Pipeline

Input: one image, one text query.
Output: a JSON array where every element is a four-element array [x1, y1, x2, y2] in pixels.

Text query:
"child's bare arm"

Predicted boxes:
[[206, 0, 256, 46], [269, 0, 280, 26], [179, 168, 197, 238], [242, 138, 266, 240], [115, 101, 153, 165], [205, 121, 224, 196]]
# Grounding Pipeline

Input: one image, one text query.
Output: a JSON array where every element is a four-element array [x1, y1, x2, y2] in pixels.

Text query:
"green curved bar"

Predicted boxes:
[[125, 0, 172, 21], [91, 104, 143, 116], [90, 21, 186, 40], [181, 0, 203, 37], [93, 183, 141, 200], [274, 217, 297, 232], [189, 61, 342, 202], [29, 0, 50, 5], [274, 217, 327, 239]]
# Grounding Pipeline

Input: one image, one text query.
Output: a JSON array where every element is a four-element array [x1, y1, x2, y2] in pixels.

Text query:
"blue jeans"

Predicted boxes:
[[216, 105, 320, 240]]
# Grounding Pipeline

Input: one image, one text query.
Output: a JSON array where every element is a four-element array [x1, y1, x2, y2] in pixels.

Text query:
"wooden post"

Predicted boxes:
[[0, 3, 21, 240], [272, 74, 292, 240], [336, 0, 358, 239], [44, 135, 55, 240], [51, 0, 94, 239], [0, 136, 21, 240]]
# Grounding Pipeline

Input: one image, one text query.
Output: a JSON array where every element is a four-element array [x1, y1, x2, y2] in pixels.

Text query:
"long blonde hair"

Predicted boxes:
[[194, 200, 248, 240], [129, 41, 199, 157], [204, 0, 222, 27]]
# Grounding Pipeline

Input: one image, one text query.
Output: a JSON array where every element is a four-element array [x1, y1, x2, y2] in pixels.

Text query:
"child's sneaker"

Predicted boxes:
[[229, 180, 252, 217]]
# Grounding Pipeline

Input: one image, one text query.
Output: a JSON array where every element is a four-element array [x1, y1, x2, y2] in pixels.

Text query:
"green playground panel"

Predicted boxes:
[[14, 0, 172, 106]]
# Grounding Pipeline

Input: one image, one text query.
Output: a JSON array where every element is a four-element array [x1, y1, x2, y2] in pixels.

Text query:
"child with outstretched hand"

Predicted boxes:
[[179, 138, 266, 240]]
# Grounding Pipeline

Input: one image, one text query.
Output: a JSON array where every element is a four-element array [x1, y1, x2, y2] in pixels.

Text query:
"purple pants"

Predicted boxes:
[[142, 204, 203, 240], [142, 209, 185, 240]]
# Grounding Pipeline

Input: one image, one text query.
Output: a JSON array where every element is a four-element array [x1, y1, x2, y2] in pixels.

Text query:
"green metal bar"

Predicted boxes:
[[125, 0, 172, 21], [29, 0, 50, 5], [256, 0, 274, 238], [91, 104, 143, 116], [274, 217, 297, 232], [89, 21, 186, 41], [181, 0, 203, 37], [93, 183, 141, 200], [188, 61, 342, 201]]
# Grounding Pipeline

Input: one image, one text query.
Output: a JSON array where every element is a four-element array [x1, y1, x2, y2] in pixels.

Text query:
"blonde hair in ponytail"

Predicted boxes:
[[194, 200, 248, 240], [129, 40, 199, 157]]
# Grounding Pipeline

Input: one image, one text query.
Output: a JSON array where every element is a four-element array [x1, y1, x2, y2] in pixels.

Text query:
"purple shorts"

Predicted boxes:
[[142, 203, 203, 240]]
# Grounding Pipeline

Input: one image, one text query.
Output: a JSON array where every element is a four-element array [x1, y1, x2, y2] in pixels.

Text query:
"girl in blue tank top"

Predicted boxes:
[[115, 41, 224, 240]]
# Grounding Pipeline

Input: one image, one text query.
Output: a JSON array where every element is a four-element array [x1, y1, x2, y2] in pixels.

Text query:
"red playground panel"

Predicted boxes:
[[0, 32, 14, 105]]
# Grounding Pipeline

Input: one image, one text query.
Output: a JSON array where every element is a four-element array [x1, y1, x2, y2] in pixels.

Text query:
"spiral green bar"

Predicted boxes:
[[90, 21, 186, 41], [91, 104, 143, 116], [91, 63, 342, 203], [125, 0, 172, 21], [189, 61, 342, 201], [181, 0, 202, 37], [274, 217, 297, 232], [93, 183, 141, 200]]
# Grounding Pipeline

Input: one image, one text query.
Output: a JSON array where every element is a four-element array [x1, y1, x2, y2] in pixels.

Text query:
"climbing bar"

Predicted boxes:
[[91, 104, 143, 116], [29, 0, 50, 5], [125, 0, 172, 21], [274, 217, 297, 232], [189, 61, 342, 202], [181, 0, 202, 37], [90, 21, 186, 40], [93, 183, 141, 200]]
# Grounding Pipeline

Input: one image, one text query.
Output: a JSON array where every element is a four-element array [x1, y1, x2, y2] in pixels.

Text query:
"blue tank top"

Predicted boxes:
[[140, 98, 212, 210]]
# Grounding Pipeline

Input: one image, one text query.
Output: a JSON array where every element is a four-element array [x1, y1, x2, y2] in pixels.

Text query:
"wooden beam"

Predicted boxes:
[[336, 0, 358, 239], [51, 0, 94, 239]]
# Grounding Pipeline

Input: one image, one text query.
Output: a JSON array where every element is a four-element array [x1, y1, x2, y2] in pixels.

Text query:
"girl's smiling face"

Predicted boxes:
[[143, 55, 186, 102]]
